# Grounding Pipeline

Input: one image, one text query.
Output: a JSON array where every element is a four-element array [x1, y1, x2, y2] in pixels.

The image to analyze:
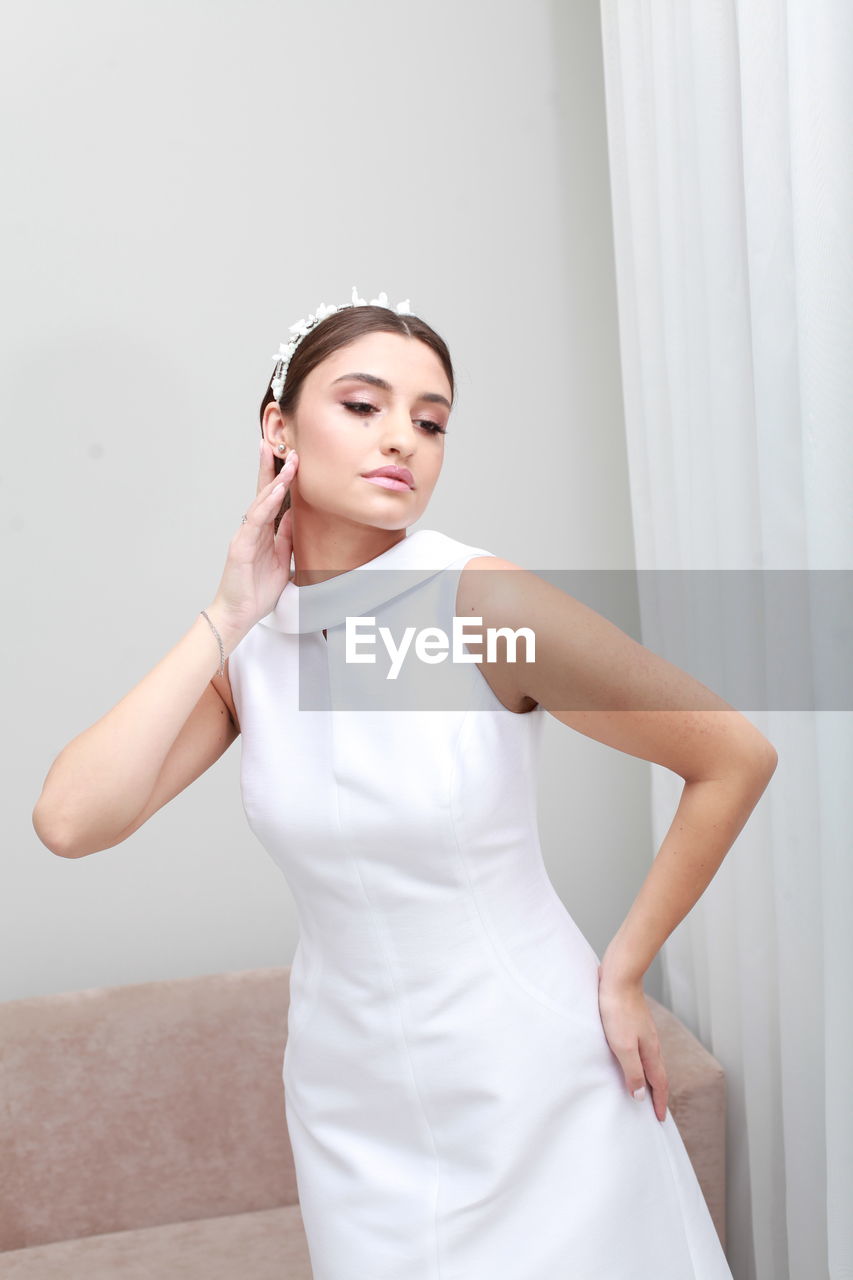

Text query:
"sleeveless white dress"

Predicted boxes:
[[227, 527, 733, 1280]]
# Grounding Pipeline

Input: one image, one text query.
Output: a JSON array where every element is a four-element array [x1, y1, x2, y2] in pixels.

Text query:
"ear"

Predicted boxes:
[[262, 402, 290, 450], [263, 402, 284, 430]]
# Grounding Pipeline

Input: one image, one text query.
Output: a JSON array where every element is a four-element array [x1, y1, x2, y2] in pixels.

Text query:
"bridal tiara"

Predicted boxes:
[[270, 284, 413, 402]]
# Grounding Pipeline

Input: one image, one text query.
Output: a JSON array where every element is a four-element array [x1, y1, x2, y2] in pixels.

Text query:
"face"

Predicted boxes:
[[265, 331, 451, 531]]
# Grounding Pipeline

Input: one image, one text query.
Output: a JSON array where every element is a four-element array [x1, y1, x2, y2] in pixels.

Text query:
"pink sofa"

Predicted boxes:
[[0, 967, 727, 1276]]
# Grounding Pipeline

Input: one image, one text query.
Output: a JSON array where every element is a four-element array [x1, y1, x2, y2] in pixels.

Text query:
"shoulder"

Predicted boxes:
[[456, 554, 545, 620], [454, 555, 547, 712], [456, 554, 590, 655]]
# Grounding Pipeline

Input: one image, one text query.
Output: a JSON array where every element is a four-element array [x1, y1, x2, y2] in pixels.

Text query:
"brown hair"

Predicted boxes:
[[259, 303, 455, 529]]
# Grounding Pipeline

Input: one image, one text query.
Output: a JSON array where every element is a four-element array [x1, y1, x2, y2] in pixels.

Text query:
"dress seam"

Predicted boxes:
[[330, 718, 444, 1280], [447, 669, 578, 1027]]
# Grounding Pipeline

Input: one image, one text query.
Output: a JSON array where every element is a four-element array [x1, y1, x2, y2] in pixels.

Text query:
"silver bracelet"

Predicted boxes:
[[200, 610, 225, 677]]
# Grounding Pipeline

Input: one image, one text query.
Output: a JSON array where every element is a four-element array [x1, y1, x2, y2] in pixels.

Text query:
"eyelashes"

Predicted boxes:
[[342, 400, 446, 435]]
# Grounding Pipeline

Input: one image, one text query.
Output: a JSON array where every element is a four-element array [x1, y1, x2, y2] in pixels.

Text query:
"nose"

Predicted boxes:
[[380, 411, 419, 456]]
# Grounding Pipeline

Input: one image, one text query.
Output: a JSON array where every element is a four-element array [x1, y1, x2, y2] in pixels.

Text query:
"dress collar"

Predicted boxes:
[[257, 528, 477, 635]]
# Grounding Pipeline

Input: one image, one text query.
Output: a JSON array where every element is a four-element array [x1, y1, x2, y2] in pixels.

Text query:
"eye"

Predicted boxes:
[[342, 401, 446, 435]]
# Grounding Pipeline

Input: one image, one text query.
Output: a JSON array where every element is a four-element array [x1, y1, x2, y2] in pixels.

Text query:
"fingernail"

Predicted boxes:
[[633, 1086, 646, 1101]]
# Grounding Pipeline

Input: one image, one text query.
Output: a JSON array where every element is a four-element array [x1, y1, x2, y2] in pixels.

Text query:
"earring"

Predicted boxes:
[[277, 444, 286, 452]]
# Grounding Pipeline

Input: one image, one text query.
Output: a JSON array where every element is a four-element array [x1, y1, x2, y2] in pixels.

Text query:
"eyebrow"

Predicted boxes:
[[331, 372, 451, 411]]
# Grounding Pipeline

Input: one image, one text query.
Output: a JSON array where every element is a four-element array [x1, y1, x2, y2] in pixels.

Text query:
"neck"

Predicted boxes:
[[288, 509, 408, 585]]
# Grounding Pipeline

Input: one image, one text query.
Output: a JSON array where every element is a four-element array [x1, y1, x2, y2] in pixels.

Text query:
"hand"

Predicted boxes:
[[596, 965, 669, 1122], [209, 439, 299, 635]]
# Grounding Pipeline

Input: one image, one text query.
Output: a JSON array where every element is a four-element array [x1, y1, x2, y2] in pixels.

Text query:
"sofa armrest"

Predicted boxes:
[[0, 967, 298, 1252]]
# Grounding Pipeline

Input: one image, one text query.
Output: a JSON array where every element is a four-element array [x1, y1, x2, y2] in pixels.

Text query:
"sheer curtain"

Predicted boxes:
[[597, 2, 852, 1277]]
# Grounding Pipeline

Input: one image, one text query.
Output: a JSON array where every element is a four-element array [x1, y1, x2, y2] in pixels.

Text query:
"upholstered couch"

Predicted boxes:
[[0, 967, 727, 1277]]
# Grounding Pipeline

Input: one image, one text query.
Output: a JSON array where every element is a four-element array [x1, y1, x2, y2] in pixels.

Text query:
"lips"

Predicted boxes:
[[361, 465, 414, 488]]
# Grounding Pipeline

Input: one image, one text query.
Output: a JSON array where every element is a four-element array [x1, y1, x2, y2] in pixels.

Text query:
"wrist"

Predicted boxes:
[[598, 949, 646, 990], [202, 602, 249, 657]]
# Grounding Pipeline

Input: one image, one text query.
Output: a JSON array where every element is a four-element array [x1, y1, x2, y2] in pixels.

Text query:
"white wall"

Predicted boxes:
[[4, 0, 661, 1001]]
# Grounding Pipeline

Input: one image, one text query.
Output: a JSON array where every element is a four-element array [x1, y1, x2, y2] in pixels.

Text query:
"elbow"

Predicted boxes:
[[696, 733, 778, 787], [756, 739, 779, 778], [731, 723, 778, 778], [736, 737, 778, 790], [32, 803, 83, 859]]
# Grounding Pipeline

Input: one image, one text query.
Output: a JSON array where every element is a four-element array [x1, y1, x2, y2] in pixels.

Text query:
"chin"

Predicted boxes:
[[363, 517, 415, 532]]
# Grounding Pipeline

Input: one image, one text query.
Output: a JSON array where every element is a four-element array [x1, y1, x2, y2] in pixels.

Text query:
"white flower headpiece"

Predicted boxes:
[[270, 284, 413, 402]]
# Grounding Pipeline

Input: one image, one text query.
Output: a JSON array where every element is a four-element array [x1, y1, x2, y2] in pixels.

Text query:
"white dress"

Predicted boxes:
[[227, 527, 733, 1280]]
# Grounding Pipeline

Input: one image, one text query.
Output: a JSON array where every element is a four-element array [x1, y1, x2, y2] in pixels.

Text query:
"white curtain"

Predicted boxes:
[[597, 2, 852, 1278]]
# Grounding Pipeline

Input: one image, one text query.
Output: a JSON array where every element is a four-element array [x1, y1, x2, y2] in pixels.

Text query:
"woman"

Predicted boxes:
[[33, 288, 776, 1278]]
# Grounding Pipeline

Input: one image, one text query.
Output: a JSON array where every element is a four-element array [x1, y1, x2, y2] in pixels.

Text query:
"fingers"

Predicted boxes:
[[595, 969, 670, 1122], [261, 450, 297, 497], [623, 1052, 647, 1104], [275, 450, 298, 494], [257, 436, 275, 496], [257, 436, 268, 494], [642, 1049, 669, 1121], [258, 436, 298, 494], [277, 504, 294, 547], [629, 1039, 668, 1122], [599, 987, 669, 1122], [243, 452, 297, 529], [623, 1064, 662, 1119]]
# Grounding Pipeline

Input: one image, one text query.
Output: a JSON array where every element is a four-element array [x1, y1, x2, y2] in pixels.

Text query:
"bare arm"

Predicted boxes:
[[31, 607, 246, 858], [597, 762, 774, 985], [458, 556, 777, 1121], [461, 559, 778, 982], [32, 437, 299, 859]]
